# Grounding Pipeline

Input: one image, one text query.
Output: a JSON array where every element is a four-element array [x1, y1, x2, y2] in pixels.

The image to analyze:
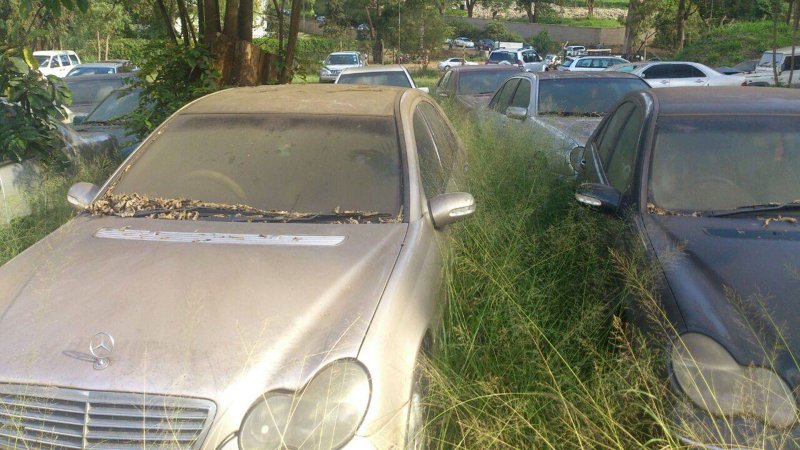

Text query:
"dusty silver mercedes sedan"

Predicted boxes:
[[0, 85, 475, 449]]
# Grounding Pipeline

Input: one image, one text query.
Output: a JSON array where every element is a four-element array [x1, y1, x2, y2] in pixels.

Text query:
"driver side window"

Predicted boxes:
[[604, 103, 644, 193], [489, 79, 520, 113]]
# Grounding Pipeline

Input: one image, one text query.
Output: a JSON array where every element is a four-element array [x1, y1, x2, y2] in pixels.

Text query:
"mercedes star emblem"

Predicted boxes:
[[89, 332, 115, 370]]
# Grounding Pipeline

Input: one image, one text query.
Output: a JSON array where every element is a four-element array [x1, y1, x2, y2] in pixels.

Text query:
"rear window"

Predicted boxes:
[[489, 52, 516, 64], [457, 69, 519, 95], [112, 114, 403, 216], [337, 71, 411, 88], [537, 78, 649, 115], [326, 54, 360, 65], [68, 66, 116, 76]]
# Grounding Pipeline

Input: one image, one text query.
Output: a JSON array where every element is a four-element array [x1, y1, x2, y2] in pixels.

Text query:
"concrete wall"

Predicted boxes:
[[448, 17, 625, 47]]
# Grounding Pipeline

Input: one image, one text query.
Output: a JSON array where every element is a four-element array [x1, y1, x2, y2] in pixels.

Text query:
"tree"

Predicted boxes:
[[587, 0, 594, 19], [516, 0, 556, 23], [790, 0, 799, 85], [483, 0, 513, 19], [623, 0, 660, 56]]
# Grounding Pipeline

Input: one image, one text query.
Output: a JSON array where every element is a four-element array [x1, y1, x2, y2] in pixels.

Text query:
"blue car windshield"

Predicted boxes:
[[650, 116, 800, 211]]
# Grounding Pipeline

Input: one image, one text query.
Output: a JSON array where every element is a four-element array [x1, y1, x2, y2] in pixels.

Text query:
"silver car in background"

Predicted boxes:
[[319, 51, 366, 83], [0, 85, 475, 449]]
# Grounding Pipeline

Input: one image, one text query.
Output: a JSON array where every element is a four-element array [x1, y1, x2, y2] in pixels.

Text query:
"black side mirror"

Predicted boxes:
[[575, 183, 621, 213]]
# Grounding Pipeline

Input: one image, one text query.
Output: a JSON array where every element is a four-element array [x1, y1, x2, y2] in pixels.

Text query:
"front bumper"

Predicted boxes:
[[671, 396, 800, 449], [319, 72, 339, 82]]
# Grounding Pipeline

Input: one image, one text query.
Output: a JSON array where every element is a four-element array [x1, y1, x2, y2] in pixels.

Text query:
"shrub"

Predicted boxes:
[[677, 21, 794, 66], [449, 19, 481, 40], [125, 41, 219, 139], [484, 20, 522, 42]]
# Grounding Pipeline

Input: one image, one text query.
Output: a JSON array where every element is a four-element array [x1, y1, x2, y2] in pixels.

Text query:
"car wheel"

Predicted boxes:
[[405, 358, 430, 450]]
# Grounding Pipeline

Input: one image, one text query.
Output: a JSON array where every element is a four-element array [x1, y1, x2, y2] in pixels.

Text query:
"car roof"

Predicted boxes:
[[340, 64, 408, 74], [646, 87, 800, 116], [63, 73, 132, 81], [33, 50, 77, 56], [520, 71, 644, 81], [329, 51, 360, 55], [72, 62, 123, 68], [180, 84, 411, 117], [765, 47, 798, 55], [573, 55, 623, 60], [449, 65, 523, 73]]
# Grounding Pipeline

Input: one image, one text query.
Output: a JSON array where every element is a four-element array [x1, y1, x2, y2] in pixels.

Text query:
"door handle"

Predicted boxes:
[[694, 79, 705, 84], [659, 80, 669, 84]]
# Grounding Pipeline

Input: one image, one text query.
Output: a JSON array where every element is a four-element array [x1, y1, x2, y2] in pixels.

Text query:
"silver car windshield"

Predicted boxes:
[[111, 114, 402, 218], [458, 70, 518, 95], [326, 54, 359, 65], [758, 52, 785, 67], [337, 72, 411, 88], [538, 78, 649, 116], [65, 78, 127, 105], [85, 90, 139, 123], [649, 116, 800, 212]]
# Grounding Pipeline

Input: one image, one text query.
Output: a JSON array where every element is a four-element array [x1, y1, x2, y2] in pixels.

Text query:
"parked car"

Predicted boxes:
[[74, 88, 142, 157], [558, 56, 630, 72], [487, 49, 547, 72], [630, 61, 746, 87], [0, 84, 475, 450], [476, 39, 495, 51], [319, 51, 366, 83], [453, 37, 475, 48], [746, 47, 800, 87], [33, 50, 81, 78], [574, 86, 800, 449], [544, 53, 562, 68], [335, 65, 428, 92], [485, 71, 650, 174], [437, 57, 479, 71], [605, 61, 648, 73], [62, 73, 133, 120], [564, 45, 587, 57], [432, 65, 523, 110], [66, 61, 137, 77], [357, 23, 369, 32], [716, 59, 758, 75]]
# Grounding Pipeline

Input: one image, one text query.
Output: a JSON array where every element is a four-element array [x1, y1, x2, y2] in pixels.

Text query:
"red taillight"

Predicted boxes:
[[516, 60, 523, 66]]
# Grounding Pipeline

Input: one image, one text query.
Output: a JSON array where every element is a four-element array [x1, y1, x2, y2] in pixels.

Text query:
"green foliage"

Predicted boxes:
[[528, 30, 554, 54], [378, 3, 454, 56], [125, 41, 219, 139], [0, 47, 71, 163], [677, 20, 794, 66], [255, 35, 363, 71], [449, 19, 481, 39], [483, 20, 522, 41], [444, 8, 468, 17]]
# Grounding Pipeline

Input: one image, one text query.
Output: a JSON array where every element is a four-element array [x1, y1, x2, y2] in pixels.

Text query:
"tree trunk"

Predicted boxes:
[[197, 0, 206, 43], [676, 0, 686, 50], [155, 0, 178, 44], [176, 0, 192, 46], [587, 0, 594, 19], [524, 2, 534, 22], [104, 34, 109, 59], [96, 30, 101, 60], [623, 0, 639, 56], [280, 0, 303, 83], [532, 1, 539, 23], [788, 0, 795, 25], [223, 0, 241, 39], [790, 0, 799, 85], [466, 0, 474, 18], [238, 0, 253, 41], [203, 0, 221, 43]]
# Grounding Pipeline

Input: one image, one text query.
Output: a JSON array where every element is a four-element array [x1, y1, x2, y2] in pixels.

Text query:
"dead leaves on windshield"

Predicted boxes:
[[761, 215, 798, 228]]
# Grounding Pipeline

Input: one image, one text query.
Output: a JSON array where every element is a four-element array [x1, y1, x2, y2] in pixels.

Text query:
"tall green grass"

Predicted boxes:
[[0, 158, 118, 266], [424, 112, 680, 449]]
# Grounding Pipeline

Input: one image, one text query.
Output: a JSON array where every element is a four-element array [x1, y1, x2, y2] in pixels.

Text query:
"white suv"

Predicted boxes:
[[558, 56, 629, 72], [746, 47, 800, 87], [319, 51, 366, 83], [486, 49, 547, 72], [33, 51, 81, 78]]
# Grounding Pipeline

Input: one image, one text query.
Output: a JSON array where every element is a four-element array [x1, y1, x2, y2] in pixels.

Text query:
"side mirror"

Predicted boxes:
[[67, 182, 100, 211], [506, 106, 527, 120], [429, 192, 476, 228], [418, 87, 430, 94], [575, 183, 621, 213], [568, 145, 585, 173]]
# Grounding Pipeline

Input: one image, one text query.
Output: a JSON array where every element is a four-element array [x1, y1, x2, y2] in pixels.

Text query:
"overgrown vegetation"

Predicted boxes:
[[0, 156, 118, 265], [422, 110, 680, 448], [677, 20, 794, 66]]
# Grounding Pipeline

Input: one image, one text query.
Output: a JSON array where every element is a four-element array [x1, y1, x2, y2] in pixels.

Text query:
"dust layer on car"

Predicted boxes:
[[89, 192, 402, 224]]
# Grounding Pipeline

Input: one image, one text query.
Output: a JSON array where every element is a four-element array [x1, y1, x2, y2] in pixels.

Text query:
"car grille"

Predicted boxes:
[[0, 384, 216, 449]]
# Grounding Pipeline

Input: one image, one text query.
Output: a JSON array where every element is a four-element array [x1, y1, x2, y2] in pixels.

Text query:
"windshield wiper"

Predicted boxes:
[[539, 111, 603, 117], [706, 201, 800, 217], [239, 211, 400, 223]]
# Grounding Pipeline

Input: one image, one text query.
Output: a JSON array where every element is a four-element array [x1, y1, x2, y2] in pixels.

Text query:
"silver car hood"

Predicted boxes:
[[0, 215, 407, 402]]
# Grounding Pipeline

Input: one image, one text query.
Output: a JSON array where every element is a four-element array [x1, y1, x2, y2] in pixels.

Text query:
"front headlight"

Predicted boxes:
[[671, 333, 797, 429], [320, 67, 331, 75], [239, 359, 371, 450]]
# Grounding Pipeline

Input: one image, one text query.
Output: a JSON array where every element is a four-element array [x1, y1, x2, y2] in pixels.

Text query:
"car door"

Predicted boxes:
[[57, 54, 72, 77], [641, 64, 672, 88], [521, 50, 540, 72], [669, 63, 708, 87], [574, 58, 593, 71], [504, 78, 531, 131]]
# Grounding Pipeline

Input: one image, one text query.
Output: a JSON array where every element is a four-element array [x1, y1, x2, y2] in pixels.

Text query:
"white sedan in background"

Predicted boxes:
[[437, 58, 479, 71], [336, 65, 429, 93], [453, 37, 475, 48], [630, 61, 746, 88]]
